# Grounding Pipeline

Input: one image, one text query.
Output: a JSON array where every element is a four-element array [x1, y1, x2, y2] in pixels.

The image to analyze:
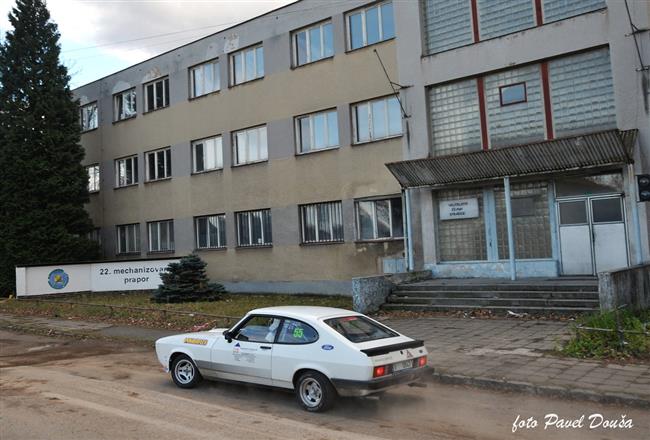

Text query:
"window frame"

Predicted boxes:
[[299, 201, 344, 245], [275, 318, 320, 345], [143, 76, 170, 113], [189, 58, 221, 99], [80, 102, 98, 132], [194, 214, 227, 250], [114, 154, 139, 188], [499, 81, 528, 106], [229, 44, 264, 86], [294, 108, 339, 155], [147, 219, 175, 253], [345, 0, 395, 51], [191, 135, 223, 174], [232, 124, 268, 166], [292, 19, 334, 67], [235, 208, 272, 248], [145, 146, 172, 182], [116, 223, 140, 255], [355, 196, 404, 241], [351, 94, 403, 144], [86, 164, 100, 193], [113, 88, 137, 122]]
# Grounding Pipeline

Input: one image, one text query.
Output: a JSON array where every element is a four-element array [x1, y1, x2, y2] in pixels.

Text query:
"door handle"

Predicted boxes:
[[260, 345, 272, 350]]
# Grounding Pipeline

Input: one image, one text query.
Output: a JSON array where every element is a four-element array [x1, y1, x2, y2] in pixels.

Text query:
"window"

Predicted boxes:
[[233, 125, 267, 165], [144, 77, 169, 112], [499, 82, 527, 106], [352, 95, 402, 143], [190, 60, 220, 98], [117, 223, 140, 254], [86, 164, 100, 192], [325, 315, 398, 343], [234, 316, 282, 343], [293, 21, 334, 66], [146, 147, 172, 181], [236, 209, 272, 247], [356, 197, 403, 240], [300, 201, 343, 244], [80, 102, 98, 131], [115, 155, 138, 187], [114, 88, 136, 121], [347, 1, 394, 50], [195, 214, 226, 249], [148, 220, 174, 252], [87, 228, 101, 245], [295, 109, 339, 153], [230, 45, 264, 85], [277, 319, 319, 344], [192, 135, 223, 173]]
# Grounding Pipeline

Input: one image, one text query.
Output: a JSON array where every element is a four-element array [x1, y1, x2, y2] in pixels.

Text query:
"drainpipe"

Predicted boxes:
[[404, 188, 415, 272], [504, 176, 516, 280], [628, 163, 643, 265]]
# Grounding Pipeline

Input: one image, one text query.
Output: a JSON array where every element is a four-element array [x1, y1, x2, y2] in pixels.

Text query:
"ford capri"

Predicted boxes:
[[155, 306, 430, 412]]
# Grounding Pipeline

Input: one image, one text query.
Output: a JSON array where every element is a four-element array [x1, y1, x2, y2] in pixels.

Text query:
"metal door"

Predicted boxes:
[[591, 197, 628, 273]]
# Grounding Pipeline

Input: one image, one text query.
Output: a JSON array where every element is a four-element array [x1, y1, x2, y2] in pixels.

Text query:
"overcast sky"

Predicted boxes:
[[0, 0, 295, 88]]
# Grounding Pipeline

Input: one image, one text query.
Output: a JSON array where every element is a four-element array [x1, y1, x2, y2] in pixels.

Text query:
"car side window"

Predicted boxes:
[[277, 318, 318, 344], [234, 316, 281, 343]]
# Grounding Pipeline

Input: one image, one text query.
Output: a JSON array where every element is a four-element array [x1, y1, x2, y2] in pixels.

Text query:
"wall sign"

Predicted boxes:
[[439, 198, 479, 220]]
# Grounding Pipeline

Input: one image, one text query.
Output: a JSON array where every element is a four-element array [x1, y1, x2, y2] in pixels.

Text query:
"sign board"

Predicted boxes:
[[15, 259, 180, 297], [439, 198, 479, 220]]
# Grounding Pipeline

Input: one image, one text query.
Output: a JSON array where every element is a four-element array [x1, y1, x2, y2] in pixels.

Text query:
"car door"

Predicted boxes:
[[210, 315, 280, 386], [271, 318, 320, 388]]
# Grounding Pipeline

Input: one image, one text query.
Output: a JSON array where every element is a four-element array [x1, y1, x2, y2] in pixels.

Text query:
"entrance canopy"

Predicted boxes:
[[386, 129, 637, 189]]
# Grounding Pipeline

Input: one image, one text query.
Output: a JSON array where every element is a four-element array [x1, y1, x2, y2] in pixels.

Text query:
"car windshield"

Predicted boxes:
[[324, 315, 398, 343]]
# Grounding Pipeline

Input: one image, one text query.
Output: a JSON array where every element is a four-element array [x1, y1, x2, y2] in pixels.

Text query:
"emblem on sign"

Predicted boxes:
[[48, 269, 69, 289]]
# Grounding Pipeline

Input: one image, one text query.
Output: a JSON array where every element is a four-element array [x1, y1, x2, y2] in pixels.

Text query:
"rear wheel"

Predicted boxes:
[[171, 354, 201, 388], [295, 371, 336, 412]]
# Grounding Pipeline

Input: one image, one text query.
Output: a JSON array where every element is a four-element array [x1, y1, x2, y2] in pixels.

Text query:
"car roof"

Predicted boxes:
[[249, 306, 360, 320]]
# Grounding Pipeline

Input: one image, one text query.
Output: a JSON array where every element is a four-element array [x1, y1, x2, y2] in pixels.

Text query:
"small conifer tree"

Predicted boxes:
[[151, 254, 225, 303]]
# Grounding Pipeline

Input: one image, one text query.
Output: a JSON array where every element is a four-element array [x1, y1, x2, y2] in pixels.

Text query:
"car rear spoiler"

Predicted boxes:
[[360, 340, 425, 357]]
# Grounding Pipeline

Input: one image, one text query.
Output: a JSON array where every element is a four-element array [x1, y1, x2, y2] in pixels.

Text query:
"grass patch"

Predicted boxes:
[[561, 309, 650, 360], [0, 292, 353, 331]]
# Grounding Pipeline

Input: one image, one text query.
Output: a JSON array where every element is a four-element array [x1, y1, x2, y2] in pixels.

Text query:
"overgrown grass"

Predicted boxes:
[[562, 309, 650, 359], [0, 292, 353, 331]]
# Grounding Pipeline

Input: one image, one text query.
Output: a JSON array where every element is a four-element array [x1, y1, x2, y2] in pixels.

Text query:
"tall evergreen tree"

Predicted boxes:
[[0, 0, 99, 296]]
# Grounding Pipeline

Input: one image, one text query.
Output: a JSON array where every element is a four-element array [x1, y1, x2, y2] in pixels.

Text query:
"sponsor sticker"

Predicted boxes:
[[184, 337, 208, 345]]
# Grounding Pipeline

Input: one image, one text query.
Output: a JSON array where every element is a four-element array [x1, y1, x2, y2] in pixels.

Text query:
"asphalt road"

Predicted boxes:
[[1, 329, 648, 440]]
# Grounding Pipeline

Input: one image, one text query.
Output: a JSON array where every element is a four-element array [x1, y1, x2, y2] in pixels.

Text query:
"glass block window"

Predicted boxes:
[[144, 77, 169, 112], [477, 0, 535, 40], [148, 220, 174, 252], [293, 21, 334, 66], [237, 209, 272, 247], [192, 135, 223, 173], [146, 147, 172, 181], [428, 79, 482, 156], [114, 88, 136, 121], [485, 65, 545, 148], [352, 95, 402, 143], [190, 59, 220, 98], [80, 102, 98, 131], [495, 182, 552, 259], [195, 214, 226, 249], [117, 223, 140, 254], [356, 197, 403, 240], [422, 0, 474, 55], [347, 1, 395, 50], [87, 164, 100, 192], [549, 48, 616, 137], [437, 189, 486, 261], [543, 0, 606, 23], [115, 155, 138, 187], [295, 109, 339, 153], [230, 45, 264, 85], [233, 125, 268, 165], [300, 201, 343, 244]]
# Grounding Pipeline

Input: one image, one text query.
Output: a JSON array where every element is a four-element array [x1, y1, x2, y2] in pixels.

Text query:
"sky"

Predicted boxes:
[[0, 0, 295, 88]]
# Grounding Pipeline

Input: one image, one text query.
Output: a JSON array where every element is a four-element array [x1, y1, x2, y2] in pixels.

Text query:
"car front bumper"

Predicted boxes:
[[331, 366, 433, 397]]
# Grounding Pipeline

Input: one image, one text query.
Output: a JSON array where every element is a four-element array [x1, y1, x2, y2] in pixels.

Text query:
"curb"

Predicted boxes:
[[431, 372, 650, 409]]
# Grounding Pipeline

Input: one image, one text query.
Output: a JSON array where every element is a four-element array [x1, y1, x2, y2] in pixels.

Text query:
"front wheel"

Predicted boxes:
[[295, 371, 336, 412], [171, 354, 201, 388]]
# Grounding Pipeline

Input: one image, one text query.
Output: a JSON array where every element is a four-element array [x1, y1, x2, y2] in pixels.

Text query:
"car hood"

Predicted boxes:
[[156, 328, 228, 345]]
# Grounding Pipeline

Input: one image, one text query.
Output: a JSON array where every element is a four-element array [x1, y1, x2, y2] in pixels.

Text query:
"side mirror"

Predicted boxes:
[[223, 330, 233, 343]]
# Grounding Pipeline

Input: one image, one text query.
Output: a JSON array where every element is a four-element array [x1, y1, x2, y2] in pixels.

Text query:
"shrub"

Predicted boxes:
[[562, 309, 650, 359], [151, 254, 225, 303]]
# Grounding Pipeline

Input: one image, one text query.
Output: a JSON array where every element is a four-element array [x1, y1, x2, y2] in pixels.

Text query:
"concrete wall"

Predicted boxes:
[[598, 263, 650, 311]]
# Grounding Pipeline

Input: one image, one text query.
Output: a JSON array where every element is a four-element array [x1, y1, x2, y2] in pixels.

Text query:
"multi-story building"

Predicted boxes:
[[76, 0, 649, 294], [75, 0, 407, 294], [389, 0, 649, 279]]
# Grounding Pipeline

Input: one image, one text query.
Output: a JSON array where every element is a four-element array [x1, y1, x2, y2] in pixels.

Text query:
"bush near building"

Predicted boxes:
[[151, 254, 225, 303]]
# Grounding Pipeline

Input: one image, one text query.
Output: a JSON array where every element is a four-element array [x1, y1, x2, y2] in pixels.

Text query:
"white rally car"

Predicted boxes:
[[155, 306, 430, 411]]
